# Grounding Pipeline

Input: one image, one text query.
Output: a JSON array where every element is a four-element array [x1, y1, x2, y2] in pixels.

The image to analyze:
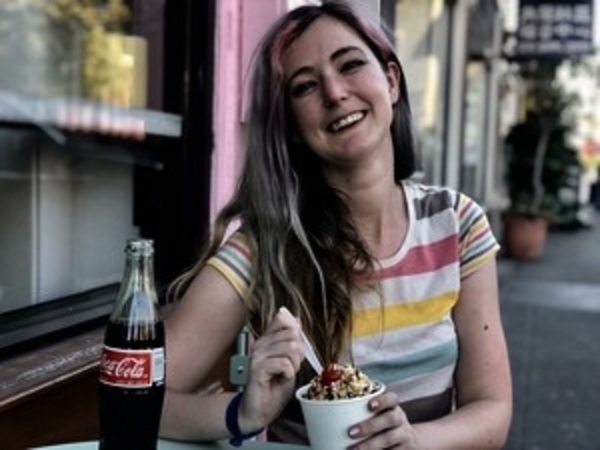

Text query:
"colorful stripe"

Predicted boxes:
[[206, 232, 253, 299], [413, 190, 452, 219], [455, 193, 500, 278], [378, 234, 459, 278], [352, 290, 458, 337], [360, 339, 458, 385]]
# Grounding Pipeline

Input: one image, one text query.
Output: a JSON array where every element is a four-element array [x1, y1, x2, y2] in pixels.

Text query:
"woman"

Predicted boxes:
[[160, 2, 512, 449]]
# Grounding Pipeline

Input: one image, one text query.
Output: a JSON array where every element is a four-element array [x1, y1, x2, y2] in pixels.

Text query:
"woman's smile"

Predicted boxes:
[[328, 111, 366, 133]]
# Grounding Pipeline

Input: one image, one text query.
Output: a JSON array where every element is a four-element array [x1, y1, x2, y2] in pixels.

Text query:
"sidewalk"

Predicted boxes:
[[498, 212, 600, 449]]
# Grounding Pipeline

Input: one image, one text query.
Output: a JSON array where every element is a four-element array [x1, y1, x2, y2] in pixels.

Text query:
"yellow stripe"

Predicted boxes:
[[352, 291, 459, 338], [206, 259, 248, 298], [469, 218, 487, 235]]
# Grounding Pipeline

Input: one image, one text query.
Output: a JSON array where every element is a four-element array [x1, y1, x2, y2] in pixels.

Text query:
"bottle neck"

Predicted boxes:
[[112, 250, 159, 323], [121, 253, 156, 298]]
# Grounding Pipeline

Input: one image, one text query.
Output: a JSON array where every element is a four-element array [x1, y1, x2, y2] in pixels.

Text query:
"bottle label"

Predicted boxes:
[[100, 345, 165, 388], [153, 348, 165, 384]]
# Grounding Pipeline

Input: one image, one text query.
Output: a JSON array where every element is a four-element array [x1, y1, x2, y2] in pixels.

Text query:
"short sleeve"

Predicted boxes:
[[455, 193, 500, 279], [206, 232, 254, 299]]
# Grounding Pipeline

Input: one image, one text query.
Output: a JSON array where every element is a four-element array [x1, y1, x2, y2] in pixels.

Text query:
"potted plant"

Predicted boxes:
[[45, 0, 140, 106], [503, 61, 580, 260]]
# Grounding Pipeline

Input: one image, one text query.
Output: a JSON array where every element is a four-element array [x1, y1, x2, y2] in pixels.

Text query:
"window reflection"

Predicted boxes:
[[0, 129, 138, 315]]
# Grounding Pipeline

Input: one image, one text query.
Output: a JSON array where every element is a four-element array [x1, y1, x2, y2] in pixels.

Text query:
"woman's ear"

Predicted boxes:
[[386, 61, 401, 104]]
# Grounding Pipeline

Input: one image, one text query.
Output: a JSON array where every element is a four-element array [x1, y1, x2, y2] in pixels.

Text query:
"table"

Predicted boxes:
[[32, 439, 310, 449]]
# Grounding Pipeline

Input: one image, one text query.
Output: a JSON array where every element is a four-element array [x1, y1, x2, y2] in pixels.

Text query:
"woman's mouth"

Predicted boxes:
[[328, 111, 366, 133]]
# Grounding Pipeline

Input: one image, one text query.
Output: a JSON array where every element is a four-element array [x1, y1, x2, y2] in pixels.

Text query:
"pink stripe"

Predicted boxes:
[[228, 237, 252, 260], [469, 226, 490, 244], [379, 234, 459, 278], [458, 197, 472, 220]]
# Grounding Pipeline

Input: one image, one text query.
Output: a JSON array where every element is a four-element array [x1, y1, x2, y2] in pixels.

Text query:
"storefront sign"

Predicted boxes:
[[514, 0, 594, 59]]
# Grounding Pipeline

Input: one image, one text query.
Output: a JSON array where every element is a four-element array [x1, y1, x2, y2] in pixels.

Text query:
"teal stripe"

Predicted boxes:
[[462, 229, 496, 264], [460, 204, 482, 237], [360, 339, 458, 386], [220, 246, 251, 282], [462, 241, 497, 268]]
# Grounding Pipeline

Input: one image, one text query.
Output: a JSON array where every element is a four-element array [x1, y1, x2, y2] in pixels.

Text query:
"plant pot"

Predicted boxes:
[[503, 216, 548, 261]]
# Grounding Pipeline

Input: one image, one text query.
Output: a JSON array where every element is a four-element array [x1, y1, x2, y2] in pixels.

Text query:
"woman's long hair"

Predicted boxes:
[[170, 1, 416, 365]]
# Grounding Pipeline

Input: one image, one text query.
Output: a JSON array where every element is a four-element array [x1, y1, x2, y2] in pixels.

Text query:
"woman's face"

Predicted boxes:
[[281, 16, 400, 170]]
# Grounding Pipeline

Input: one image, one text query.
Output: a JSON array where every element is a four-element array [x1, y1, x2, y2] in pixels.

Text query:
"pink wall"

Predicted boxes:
[[210, 0, 289, 221]]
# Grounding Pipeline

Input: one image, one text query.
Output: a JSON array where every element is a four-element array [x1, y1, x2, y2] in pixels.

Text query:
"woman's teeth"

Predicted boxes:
[[330, 112, 364, 132]]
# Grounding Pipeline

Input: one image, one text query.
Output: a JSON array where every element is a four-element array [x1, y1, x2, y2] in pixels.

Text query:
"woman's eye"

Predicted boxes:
[[291, 81, 317, 97], [340, 58, 366, 73]]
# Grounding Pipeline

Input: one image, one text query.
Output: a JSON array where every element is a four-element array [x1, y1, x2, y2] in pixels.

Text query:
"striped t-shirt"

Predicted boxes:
[[206, 180, 499, 439]]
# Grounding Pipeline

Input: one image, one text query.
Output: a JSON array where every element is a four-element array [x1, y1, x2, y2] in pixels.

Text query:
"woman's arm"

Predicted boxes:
[[412, 257, 513, 449], [159, 265, 305, 441], [160, 266, 248, 440], [351, 257, 512, 449]]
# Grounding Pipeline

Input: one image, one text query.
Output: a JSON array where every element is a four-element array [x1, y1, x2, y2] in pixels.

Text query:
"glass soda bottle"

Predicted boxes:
[[98, 238, 166, 450]]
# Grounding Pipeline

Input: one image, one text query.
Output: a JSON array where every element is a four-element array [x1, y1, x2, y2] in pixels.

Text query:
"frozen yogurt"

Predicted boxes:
[[303, 363, 380, 400]]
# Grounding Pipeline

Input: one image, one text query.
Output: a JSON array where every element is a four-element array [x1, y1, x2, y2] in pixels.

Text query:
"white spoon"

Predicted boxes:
[[279, 307, 323, 374]]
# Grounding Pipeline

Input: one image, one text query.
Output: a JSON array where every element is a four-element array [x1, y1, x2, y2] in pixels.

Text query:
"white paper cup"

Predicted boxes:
[[295, 382, 385, 450]]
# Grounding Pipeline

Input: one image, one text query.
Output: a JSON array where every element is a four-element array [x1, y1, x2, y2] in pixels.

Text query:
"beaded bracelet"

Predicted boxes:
[[225, 392, 265, 447]]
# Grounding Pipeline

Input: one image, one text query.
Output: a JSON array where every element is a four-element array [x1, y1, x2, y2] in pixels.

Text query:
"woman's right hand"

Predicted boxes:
[[237, 307, 305, 433]]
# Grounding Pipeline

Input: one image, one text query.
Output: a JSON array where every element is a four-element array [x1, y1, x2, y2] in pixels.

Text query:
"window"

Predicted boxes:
[[0, 131, 139, 316], [0, 0, 216, 355]]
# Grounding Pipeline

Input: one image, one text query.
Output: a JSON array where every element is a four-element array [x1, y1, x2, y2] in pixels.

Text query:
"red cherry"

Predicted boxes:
[[320, 366, 343, 385]]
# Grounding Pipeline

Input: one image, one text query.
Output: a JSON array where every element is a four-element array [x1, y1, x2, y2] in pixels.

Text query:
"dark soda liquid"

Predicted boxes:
[[98, 321, 165, 450]]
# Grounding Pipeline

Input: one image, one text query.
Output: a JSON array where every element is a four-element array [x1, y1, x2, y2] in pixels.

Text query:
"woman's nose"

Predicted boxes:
[[321, 75, 348, 107]]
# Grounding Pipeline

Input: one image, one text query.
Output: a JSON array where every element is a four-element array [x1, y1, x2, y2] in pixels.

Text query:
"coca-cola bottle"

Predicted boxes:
[[98, 238, 166, 450]]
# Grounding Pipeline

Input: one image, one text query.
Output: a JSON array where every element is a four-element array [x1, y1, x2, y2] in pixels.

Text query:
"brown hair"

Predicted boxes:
[[171, 1, 415, 365]]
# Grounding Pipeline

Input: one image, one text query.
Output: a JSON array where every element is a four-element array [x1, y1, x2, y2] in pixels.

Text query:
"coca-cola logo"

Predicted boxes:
[[102, 355, 148, 379], [100, 346, 154, 388]]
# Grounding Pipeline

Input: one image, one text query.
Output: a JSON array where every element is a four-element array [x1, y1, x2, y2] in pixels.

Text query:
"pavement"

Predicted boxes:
[[497, 210, 600, 450]]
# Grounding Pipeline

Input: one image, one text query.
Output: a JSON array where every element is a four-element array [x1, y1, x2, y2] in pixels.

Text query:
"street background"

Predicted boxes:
[[499, 213, 600, 449]]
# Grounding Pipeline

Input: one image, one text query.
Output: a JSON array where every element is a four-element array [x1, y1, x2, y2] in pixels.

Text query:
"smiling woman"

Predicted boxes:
[[161, 2, 512, 449]]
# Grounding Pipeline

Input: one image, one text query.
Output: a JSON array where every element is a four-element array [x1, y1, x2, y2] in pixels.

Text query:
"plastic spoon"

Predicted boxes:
[[279, 307, 323, 374]]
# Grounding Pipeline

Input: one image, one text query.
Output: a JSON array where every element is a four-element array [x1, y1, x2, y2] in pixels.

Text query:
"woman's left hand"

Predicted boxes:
[[348, 391, 425, 449]]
